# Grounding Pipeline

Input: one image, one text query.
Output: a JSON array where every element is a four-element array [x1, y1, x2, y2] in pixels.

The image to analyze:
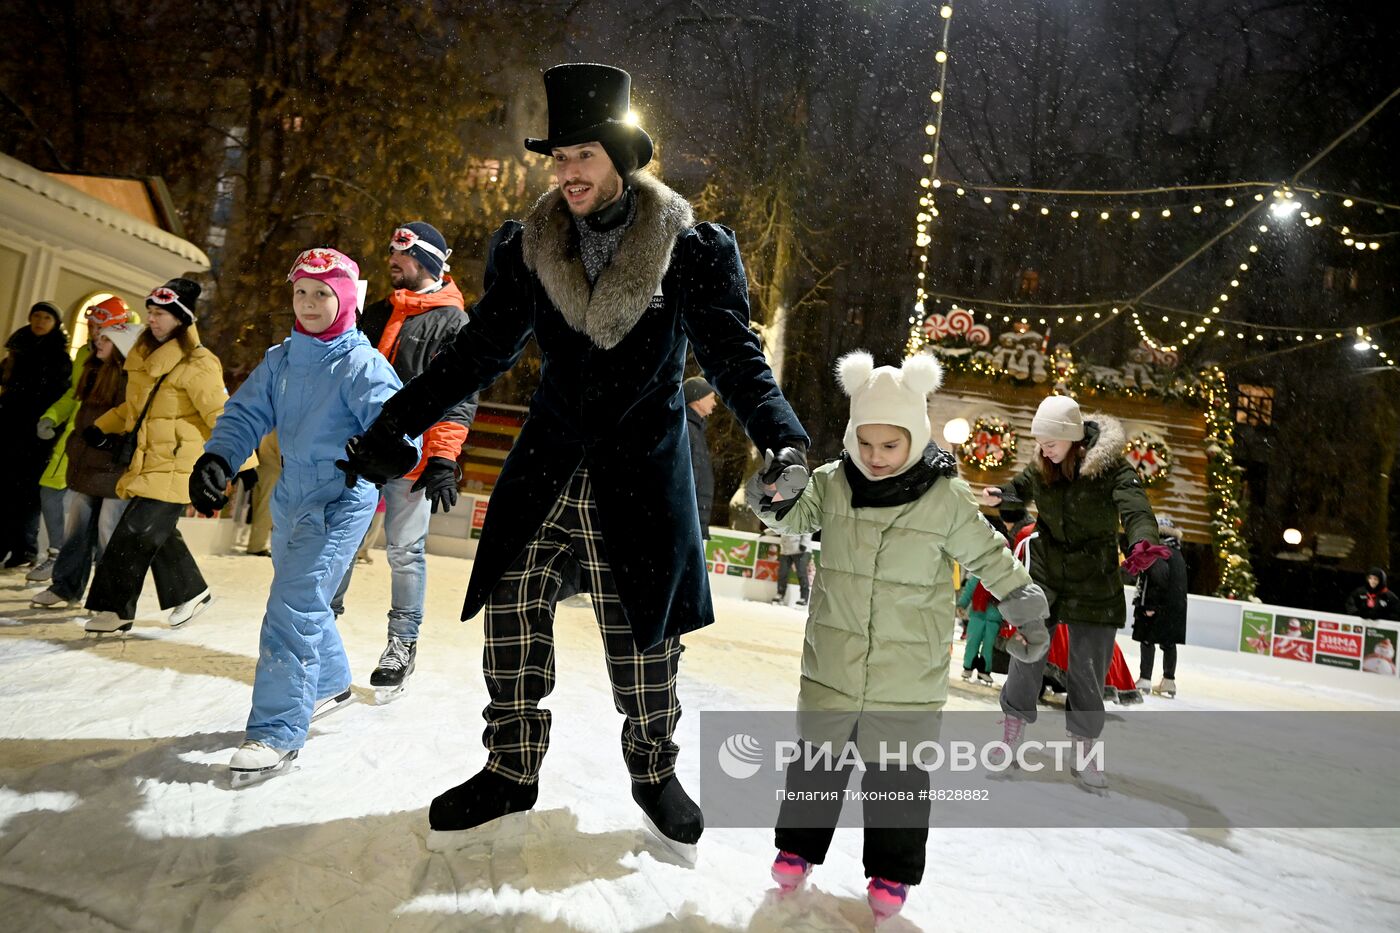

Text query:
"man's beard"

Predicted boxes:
[[568, 175, 622, 216]]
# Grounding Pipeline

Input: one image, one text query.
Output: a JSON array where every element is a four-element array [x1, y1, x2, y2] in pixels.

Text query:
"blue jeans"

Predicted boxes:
[[50, 493, 129, 600], [330, 476, 431, 641], [38, 486, 67, 555]]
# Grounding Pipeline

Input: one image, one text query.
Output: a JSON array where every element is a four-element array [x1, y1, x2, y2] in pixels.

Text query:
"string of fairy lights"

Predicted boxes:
[[909, 160, 1397, 364], [910, 3, 955, 330]]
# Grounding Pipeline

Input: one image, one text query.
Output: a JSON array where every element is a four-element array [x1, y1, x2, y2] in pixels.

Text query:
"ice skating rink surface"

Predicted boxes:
[[2, 552, 1399, 931]]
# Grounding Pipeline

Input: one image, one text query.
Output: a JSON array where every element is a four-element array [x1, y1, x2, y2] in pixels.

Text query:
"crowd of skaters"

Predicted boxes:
[[6, 60, 1392, 926]]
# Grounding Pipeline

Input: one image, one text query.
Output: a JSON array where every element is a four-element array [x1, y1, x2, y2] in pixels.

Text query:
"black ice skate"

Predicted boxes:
[[426, 768, 539, 851], [229, 741, 298, 788], [632, 774, 704, 865], [370, 635, 416, 703]]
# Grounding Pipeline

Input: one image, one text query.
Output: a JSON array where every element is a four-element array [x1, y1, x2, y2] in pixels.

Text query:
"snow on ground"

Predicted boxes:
[[1, 552, 1398, 932]]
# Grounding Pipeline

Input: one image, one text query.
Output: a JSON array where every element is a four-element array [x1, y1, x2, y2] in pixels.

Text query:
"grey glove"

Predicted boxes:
[[36, 417, 57, 440], [745, 449, 811, 521], [759, 448, 809, 520], [999, 582, 1051, 663]]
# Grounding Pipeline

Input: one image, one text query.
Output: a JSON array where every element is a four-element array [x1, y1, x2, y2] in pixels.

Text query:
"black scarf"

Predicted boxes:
[[842, 443, 958, 508]]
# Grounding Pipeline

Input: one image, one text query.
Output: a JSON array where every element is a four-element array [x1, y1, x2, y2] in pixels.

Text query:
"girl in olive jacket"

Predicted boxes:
[[749, 351, 1049, 924], [83, 279, 227, 633], [981, 394, 1161, 792]]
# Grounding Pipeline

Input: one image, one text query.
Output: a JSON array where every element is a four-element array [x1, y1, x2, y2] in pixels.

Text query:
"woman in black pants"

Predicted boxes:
[[84, 280, 229, 633]]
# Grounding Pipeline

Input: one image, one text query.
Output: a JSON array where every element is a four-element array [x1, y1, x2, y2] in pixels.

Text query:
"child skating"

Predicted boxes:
[[747, 350, 1050, 924], [958, 566, 1005, 686], [189, 247, 415, 786]]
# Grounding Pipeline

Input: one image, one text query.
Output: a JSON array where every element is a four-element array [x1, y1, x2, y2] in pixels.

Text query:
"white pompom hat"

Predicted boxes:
[[1031, 394, 1085, 442], [837, 350, 944, 480]]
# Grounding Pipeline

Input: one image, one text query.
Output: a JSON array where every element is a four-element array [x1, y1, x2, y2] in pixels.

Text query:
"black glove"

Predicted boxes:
[[336, 416, 420, 489], [411, 456, 461, 513], [83, 425, 120, 450], [189, 452, 233, 517]]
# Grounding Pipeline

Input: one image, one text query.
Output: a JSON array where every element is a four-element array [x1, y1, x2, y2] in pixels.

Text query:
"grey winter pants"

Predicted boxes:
[[999, 621, 1117, 739]]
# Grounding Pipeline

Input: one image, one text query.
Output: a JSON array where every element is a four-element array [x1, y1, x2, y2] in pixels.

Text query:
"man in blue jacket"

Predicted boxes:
[[339, 64, 810, 856]]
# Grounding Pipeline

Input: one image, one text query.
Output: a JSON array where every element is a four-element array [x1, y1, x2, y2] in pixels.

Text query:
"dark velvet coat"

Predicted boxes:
[[382, 173, 807, 649]]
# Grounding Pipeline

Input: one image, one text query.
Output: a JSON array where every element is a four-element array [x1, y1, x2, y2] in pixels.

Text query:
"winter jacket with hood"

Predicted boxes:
[[94, 325, 227, 503], [373, 171, 807, 651], [1345, 568, 1400, 621], [1001, 413, 1159, 628], [359, 276, 476, 480], [762, 452, 1033, 716]]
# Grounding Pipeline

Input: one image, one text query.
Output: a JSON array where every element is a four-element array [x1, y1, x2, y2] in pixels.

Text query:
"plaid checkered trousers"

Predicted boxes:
[[481, 467, 682, 785]]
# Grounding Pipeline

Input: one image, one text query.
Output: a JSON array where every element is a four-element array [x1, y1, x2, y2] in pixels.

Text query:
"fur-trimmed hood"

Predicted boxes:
[[1079, 412, 1126, 480], [521, 171, 694, 349]]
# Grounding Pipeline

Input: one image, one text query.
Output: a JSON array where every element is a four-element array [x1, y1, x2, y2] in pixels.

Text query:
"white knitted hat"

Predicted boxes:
[[1031, 394, 1084, 441], [100, 323, 144, 360], [837, 350, 943, 480]]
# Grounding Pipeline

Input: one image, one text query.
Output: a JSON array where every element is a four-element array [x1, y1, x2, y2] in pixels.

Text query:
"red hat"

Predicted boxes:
[[86, 296, 131, 329]]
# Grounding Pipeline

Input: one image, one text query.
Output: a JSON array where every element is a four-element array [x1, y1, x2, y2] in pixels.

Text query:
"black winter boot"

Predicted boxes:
[[632, 774, 704, 847], [429, 769, 538, 833]]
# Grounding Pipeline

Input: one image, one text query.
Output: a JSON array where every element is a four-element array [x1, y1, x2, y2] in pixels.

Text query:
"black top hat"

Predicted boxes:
[[524, 63, 653, 170]]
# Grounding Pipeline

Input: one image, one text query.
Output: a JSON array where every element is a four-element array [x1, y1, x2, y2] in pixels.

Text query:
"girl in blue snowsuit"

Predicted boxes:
[[190, 247, 416, 783]]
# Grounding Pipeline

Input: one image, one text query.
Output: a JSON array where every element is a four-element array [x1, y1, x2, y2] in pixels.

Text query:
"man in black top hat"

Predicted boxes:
[[339, 63, 810, 856]]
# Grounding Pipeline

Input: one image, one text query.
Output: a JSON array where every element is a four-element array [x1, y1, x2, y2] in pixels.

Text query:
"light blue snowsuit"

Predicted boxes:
[[203, 328, 412, 750]]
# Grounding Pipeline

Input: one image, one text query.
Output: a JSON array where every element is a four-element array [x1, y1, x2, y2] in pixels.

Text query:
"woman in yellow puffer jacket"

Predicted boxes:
[[83, 279, 227, 633]]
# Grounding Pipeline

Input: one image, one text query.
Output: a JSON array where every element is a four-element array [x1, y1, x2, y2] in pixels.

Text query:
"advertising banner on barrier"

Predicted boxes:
[[1239, 610, 1273, 656], [1315, 620, 1363, 670], [1361, 627, 1399, 676]]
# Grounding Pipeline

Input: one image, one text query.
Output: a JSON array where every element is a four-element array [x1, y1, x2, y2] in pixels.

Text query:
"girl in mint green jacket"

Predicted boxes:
[[748, 351, 1050, 925]]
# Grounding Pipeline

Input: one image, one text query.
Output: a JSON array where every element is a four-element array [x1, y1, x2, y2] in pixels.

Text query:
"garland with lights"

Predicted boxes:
[[1124, 433, 1173, 487], [1201, 368, 1257, 600], [958, 415, 1018, 470]]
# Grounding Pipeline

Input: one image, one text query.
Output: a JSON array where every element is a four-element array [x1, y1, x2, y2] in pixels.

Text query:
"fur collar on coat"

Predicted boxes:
[[1079, 412, 1127, 480], [522, 171, 695, 349]]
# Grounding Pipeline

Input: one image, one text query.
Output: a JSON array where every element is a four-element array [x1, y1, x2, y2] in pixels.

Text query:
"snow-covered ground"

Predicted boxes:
[[2, 552, 1398, 932]]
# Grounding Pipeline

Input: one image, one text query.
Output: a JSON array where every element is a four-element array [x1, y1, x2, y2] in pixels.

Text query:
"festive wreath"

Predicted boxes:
[[1124, 433, 1173, 486], [959, 415, 1018, 470]]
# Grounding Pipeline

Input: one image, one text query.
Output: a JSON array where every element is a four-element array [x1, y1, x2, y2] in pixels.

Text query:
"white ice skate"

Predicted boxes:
[[1154, 678, 1177, 698], [168, 589, 213, 627], [976, 671, 995, 686], [1135, 677, 1151, 692], [311, 688, 353, 721], [31, 589, 75, 609], [229, 741, 297, 787], [1070, 735, 1108, 795], [85, 611, 133, 634]]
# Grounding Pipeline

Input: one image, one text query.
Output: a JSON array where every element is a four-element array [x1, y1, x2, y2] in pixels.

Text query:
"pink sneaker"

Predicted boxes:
[[867, 877, 909, 922], [987, 716, 1026, 769], [771, 850, 813, 891]]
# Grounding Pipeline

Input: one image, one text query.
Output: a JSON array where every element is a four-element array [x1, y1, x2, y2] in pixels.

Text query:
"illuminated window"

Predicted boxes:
[[1235, 384, 1274, 426]]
